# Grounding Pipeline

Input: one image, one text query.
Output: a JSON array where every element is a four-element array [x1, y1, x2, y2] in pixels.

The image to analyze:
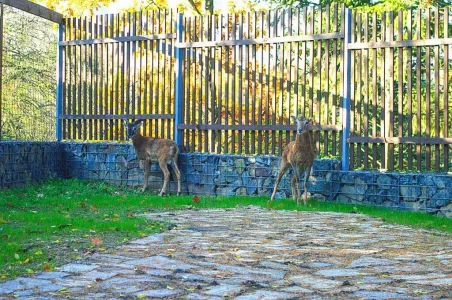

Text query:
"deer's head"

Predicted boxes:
[[124, 119, 144, 140], [291, 116, 313, 135]]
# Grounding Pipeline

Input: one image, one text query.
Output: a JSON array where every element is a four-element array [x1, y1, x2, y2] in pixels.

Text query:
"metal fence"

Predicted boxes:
[[0, 4, 57, 141]]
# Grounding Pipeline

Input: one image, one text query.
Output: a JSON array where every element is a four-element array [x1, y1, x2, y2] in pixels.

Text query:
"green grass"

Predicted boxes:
[[1, 179, 451, 280]]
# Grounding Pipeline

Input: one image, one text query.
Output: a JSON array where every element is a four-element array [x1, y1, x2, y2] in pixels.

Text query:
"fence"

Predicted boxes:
[[59, 10, 176, 141], [349, 8, 452, 172], [0, 3, 57, 141], [57, 5, 452, 173], [0, 3, 450, 172]]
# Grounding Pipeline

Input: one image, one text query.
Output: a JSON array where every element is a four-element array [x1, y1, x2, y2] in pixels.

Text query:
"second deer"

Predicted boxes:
[[124, 119, 181, 196], [271, 116, 315, 205]]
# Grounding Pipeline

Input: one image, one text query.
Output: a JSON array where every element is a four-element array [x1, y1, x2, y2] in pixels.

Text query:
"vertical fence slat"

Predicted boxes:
[[278, 10, 284, 155], [257, 11, 264, 155], [407, 10, 413, 170], [323, 6, 330, 156], [397, 11, 403, 170], [332, 5, 338, 156], [315, 7, 322, 156], [415, 10, 422, 170], [434, 7, 440, 172], [387, 12, 394, 170], [265, 12, 271, 155], [250, 12, 256, 154], [363, 12, 369, 169], [356, 13, 362, 168]]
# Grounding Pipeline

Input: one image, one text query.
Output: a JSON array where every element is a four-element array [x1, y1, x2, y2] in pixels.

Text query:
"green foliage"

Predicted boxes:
[[259, 0, 452, 11], [1, 7, 56, 141]]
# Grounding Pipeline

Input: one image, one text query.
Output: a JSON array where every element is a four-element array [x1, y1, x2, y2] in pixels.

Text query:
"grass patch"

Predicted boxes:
[[1, 178, 451, 280]]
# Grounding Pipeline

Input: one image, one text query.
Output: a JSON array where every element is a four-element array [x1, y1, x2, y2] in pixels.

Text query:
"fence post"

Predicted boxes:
[[56, 21, 64, 141], [0, 4, 3, 141], [174, 13, 184, 147], [341, 8, 352, 171]]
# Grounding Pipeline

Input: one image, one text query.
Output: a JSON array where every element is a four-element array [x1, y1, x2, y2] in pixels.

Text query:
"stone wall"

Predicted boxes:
[[1, 141, 451, 216], [0, 142, 63, 188], [61, 142, 338, 200], [332, 171, 452, 216]]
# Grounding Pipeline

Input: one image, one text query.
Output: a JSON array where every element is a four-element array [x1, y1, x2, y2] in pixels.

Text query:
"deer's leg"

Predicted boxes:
[[271, 161, 289, 200], [292, 166, 302, 205], [291, 176, 297, 200], [159, 160, 170, 196], [172, 160, 181, 196], [142, 160, 150, 192], [303, 167, 311, 205]]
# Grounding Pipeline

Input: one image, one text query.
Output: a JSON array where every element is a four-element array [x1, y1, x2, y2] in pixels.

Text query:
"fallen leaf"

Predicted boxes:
[[43, 264, 51, 271], [90, 237, 103, 247], [23, 257, 30, 264], [192, 195, 200, 204]]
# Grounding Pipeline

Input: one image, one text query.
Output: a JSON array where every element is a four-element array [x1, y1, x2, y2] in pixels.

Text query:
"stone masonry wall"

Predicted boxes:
[[0, 142, 63, 188]]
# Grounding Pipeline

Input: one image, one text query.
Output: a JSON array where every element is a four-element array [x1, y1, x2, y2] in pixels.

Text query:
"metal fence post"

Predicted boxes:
[[341, 8, 352, 171], [174, 13, 184, 147], [0, 4, 3, 141], [56, 21, 64, 141]]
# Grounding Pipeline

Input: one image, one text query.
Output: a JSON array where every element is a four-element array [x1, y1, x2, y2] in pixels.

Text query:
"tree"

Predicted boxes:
[[259, 0, 452, 11], [39, 0, 118, 16]]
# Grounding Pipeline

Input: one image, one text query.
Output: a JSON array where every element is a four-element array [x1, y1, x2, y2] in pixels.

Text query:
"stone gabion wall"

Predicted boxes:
[[61, 142, 338, 200], [332, 171, 452, 216], [0, 141, 63, 188], [62, 142, 452, 216], [1, 141, 451, 217]]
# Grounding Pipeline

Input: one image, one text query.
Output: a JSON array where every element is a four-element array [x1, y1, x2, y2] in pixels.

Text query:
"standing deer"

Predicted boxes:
[[271, 116, 315, 205], [124, 119, 181, 196]]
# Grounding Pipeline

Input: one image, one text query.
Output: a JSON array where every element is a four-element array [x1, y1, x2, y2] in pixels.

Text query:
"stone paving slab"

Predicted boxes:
[[1, 206, 451, 299]]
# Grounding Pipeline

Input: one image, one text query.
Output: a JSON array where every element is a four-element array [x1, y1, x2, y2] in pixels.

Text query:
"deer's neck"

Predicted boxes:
[[132, 134, 148, 149], [294, 131, 313, 152]]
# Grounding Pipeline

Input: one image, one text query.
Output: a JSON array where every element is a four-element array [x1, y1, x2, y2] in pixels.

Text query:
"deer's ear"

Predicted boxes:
[[133, 119, 145, 126], [123, 119, 129, 127], [135, 120, 144, 128], [291, 116, 297, 123]]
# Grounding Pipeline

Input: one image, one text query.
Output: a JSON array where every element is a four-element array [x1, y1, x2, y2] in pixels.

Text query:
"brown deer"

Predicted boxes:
[[124, 119, 181, 196], [271, 116, 315, 205]]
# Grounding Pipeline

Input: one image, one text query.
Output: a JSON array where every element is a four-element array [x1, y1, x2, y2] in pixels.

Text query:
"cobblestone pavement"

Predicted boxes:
[[1, 206, 451, 299]]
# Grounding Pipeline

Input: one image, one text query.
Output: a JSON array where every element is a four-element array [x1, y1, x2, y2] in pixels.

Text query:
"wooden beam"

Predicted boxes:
[[348, 37, 452, 50], [59, 114, 174, 120], [59, 34, 176, 46], [0, 0, 63, 24], [178, 124, 342, 131], [348, 137, 452, 145], [176, 32, 343, 48]]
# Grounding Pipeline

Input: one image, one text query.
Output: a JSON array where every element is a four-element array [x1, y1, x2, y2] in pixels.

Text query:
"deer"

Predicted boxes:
[[124, 119, 181, 196], [271, 116, 315, 206]]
